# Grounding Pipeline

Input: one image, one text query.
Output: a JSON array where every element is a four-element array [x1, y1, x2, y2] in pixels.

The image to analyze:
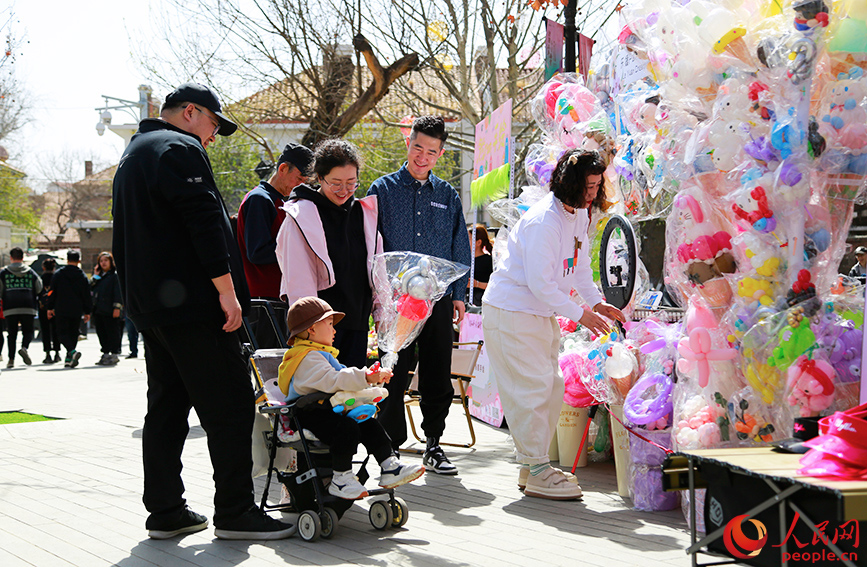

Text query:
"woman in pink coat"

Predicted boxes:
[[275, 140, 382, 367]]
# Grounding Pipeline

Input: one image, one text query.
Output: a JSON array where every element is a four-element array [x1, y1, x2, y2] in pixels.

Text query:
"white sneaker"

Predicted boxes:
[[378, 456, 425, 489], [524, 467, 583, 500], [518, 465, 579, 490], [328, 471, 368, 500]]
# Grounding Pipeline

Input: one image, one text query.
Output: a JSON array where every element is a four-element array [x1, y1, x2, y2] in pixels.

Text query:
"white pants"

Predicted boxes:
[[482, 304, 563, 465]]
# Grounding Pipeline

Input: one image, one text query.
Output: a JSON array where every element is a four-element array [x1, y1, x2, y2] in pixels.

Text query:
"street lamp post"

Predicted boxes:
[[564, 0, 577, 73], [95, 84, 151, 136]]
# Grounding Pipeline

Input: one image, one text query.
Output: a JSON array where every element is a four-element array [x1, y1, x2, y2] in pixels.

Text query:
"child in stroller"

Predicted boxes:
[[279, 297, 424, 500]]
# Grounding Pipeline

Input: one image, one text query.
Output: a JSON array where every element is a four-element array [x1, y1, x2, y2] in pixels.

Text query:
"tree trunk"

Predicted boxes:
[[302, 34, 419, 148]]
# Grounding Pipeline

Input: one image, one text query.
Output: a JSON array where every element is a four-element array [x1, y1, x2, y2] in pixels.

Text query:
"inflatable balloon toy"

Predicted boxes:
[[674, 394, 728, 449], [672, 193, 736, 308], [771, 108, 805, 160], [786, 355, 836, 417], [737, 276, 774, 307], [694, 6, 756, 70], [769, 317, 816, 371], [731, 185, 777, 234], [742, 351, 783, 405], [818, 320, 863, 384], [739, 232, 782, 278], [748, 81, 773, 121], [624, 372, 673, 430], [818, 67, 867, 175], [560, 350, 601, 408], [786, 269, 817, 308], [371, 252, 468, 370], [677, 328, 738, 389], [728, 393, 776, 443], [786, 36, 818, 85], [605, 342, 639, 402], [792, 0, 830, 32]]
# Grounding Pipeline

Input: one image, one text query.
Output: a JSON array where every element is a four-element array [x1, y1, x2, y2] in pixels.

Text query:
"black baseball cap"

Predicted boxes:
[[855, 246, 867, 256], [277, 143, 313, 174], [164, 82, 238, 136]]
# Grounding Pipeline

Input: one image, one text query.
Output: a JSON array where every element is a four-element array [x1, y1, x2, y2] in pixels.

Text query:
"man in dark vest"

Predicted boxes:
[[0, 247, 43, 368], [237, 143, 312, 347]]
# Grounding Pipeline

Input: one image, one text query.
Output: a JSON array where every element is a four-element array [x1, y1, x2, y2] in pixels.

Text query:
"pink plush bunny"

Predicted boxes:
[[786, 356, 836, 417]]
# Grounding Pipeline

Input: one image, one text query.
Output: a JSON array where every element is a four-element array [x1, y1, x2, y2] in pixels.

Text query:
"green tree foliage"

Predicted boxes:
[[345, 123, 460, 198], [0, 169, 38, 231], [207, 136, 263, 214]]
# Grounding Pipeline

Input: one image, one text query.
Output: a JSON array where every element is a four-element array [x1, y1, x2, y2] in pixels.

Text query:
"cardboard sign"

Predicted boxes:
[[613, 47, 650, 95]]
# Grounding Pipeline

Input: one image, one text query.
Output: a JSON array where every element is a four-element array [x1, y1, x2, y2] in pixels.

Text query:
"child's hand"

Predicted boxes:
[[366, 368, 392, 385]]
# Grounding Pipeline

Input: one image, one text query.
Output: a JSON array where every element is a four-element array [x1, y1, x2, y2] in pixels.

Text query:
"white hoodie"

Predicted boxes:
[[483, 192, 603, 322]]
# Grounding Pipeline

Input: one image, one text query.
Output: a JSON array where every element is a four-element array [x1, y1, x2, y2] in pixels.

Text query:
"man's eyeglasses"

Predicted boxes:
[[193, 105, 221, 138], [321, 178, 360, 194]]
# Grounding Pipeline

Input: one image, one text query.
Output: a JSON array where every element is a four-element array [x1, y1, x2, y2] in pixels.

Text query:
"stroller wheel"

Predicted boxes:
[[320, 507, 339, 539], [298, 510, 322, 542], [369, 500, 393, 530], [390, 497, 409, 528]]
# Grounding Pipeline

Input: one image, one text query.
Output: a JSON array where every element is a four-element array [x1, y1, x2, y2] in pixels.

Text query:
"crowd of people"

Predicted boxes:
[[0, 248, 140, 369], [95, 80, 612, 541]]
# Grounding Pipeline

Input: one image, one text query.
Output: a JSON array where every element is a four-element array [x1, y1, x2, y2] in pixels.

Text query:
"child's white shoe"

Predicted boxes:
[[378, 456, 425, 489], [328, 471, 368, 500]]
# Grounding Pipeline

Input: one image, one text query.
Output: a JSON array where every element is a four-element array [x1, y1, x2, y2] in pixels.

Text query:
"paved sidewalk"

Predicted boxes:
[[0, 331, 693, 566]]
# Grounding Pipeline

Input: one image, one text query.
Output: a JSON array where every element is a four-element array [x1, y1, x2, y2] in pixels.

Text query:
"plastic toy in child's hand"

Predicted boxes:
[[786, 356, 835, 417], [331, 386, 389, 423], [371, 252, 468, 370]]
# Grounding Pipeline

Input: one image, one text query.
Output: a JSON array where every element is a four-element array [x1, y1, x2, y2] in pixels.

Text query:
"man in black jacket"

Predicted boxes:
[[112, 82, 293, 541], [45, 250, 91, 368], [0, 247, 43, 368]]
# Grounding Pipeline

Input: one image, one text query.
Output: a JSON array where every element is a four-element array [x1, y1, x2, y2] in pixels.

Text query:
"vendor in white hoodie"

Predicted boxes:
[[482, 149, 625, 501]]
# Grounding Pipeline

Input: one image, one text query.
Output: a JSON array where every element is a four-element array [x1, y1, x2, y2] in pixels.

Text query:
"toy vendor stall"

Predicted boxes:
[[480, 0, 867, 535]]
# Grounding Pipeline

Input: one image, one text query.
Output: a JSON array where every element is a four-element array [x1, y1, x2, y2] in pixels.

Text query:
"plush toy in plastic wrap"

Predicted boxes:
[[559, 345, 601, 409], [726, 388, 779, 445], [371, 252, 468, 370], [624, 371, 674, 431], [531, 74, 604, 149], [818, 67, 867, 175], [665, 191, 737, 310]]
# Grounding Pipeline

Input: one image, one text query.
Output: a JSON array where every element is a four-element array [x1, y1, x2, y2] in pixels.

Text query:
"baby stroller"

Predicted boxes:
[[245, 301, 410, 542]]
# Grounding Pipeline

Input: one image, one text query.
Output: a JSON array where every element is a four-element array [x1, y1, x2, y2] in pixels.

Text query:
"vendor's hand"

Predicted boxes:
[[593, 302, 626, 323], [83, 314, 91, 324], [453, 300, 465, 325], [367, 369, 392, 385], [112, 308, 121, 319], [579, 309, 610, 337], [47, 309, 54, 319]]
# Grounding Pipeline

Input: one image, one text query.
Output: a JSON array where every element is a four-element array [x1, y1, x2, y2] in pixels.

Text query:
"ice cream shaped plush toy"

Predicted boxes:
[[673, 192, 736, 308]]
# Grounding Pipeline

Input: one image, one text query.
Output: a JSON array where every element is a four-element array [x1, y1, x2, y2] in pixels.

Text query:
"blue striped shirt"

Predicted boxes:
[[368, 164, 471, 302]]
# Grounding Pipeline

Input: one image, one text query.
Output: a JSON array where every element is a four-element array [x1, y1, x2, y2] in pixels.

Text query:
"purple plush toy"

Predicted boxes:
[[830, 325, 862, 383]]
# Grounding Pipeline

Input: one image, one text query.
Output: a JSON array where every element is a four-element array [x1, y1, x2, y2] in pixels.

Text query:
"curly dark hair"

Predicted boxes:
[[312, 139, 362, 179], [410, 115, 448, 145], [550, 149, 609, 210]]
